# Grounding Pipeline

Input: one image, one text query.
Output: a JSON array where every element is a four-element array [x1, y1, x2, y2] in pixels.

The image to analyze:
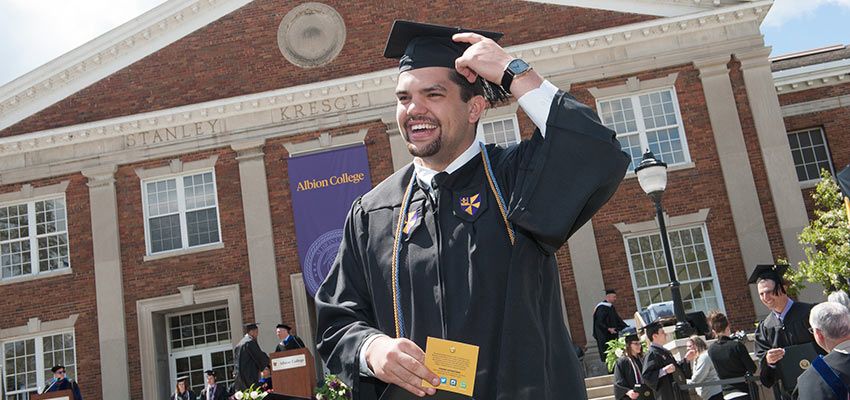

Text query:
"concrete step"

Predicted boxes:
[[584, 373, 613, 388], [586, 384, 614, 398]]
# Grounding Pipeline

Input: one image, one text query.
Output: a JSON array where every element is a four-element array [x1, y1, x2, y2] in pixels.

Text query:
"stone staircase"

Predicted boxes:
[[585, 374, 615, 400]]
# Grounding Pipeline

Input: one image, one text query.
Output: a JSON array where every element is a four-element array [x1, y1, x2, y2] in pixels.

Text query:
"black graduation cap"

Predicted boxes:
[[747, 264, 789, 285], [176, 376, 189, 382], [837, 164, 850, 198], [383, 20, 510, 105], [605, 288, 617, 295], [243, 322, 259, 332], [50, 365, 65, 373], [204, 370, 216, 377], [619, 327, 639, 343], [277, 323, 292, 330], [641, 321, 664, 337]]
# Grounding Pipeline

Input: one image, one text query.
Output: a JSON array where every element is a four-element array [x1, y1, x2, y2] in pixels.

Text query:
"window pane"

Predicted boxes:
[[146, 178, 180, 217], [149, 214, 182, 253], [186, 208, 220, 247], [480, 117, 519, 148], [42, 333, 76, 382], [184, 172, 217, 211], [168, 308, 231, 351], [1, 240, 32, 279], [787, 128, 832, 181], [35, 199, 67, 235], [38, 234, 70, 272], [3, 338, 36, 396]]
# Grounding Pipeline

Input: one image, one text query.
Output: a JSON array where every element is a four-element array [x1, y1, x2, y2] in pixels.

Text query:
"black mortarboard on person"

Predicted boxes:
[[204, 369, 216, 377], [605, 288, 617, 295], [243, 322, 259, 333], [641, 321, 664, 339], [176, 375, 189, 383], [276, 323, 292, 330], [619, 327, 639, 344], [383, 20, 510, 106], [747, 264, 789, 295], [51, 365, 65, 373]]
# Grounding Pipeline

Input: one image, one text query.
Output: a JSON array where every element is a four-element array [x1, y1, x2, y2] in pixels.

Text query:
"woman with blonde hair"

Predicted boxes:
[[686, 335, 723, 400]]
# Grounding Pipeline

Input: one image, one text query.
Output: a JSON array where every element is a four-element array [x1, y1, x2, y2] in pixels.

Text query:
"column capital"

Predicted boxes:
[[381, 112, 400, 137], [81, 164, 118, 188], [736, 47, 773, 70], [231, 139, 266, 162], [693, 55, 731, 79]]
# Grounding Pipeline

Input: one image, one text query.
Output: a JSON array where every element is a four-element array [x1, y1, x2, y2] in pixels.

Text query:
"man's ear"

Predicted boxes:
[[468, 95, 488, 124]]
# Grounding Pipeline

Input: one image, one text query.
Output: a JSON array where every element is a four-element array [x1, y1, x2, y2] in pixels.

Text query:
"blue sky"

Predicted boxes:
[[0, 0, 848, 86]]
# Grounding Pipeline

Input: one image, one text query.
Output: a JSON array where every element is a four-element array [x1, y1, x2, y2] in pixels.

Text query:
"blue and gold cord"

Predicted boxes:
[[390, 145, 514, 338]]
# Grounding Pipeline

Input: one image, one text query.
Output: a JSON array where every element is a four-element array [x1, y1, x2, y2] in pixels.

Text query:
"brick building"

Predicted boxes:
[[0, 0, 845, 399]]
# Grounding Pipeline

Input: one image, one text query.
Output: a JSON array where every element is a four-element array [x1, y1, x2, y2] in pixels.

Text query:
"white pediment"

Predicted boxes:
[[528, 0, 763, 17]]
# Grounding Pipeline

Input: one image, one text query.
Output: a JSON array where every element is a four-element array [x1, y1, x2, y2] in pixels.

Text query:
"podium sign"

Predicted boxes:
[[31, 389, 73, 400], [270, 348, 316, 399]]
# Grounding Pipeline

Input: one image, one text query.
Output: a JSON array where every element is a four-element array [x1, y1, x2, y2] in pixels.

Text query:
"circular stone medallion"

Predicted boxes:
[[277, 3, 346, 68]]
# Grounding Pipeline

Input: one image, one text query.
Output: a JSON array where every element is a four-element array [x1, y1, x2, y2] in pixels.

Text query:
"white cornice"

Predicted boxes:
[[0, 0, 771, 159], [528, 0, 760, 17], [773, 59, 850, 94], [0, 0, 253, 131]]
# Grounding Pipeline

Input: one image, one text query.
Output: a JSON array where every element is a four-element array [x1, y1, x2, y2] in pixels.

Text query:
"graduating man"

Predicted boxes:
[[794, 302, 850, 400], [42, 365, 83, 400], [315, 20, 629, 400], [275, 323, 306, 352], [750, 264, 820, 399], [594, 289, 629, 361], [233, 323, 270, 391], [641, 322, 695, 400], [199, 370, 228, 400]]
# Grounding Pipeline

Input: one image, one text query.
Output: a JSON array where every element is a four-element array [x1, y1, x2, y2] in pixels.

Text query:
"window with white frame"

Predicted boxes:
[[0, 197, 70, 281], [625, 225, 723, 315], [597, 88, 690, 171], [143, 171, 221, 255], [2, 332, 76, 400], [168, 308, 234, 394], [788, 127, 833, 182], [478, 116, 520, 148]]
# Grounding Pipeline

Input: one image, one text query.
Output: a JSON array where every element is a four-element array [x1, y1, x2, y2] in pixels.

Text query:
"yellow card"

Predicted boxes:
[[422, 337, 479, 397]]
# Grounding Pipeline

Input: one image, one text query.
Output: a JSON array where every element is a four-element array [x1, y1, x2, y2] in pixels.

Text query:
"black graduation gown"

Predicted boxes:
[[707, 336, 757, 395], [315, 90, 629, 400], [233, 334, 270, 391], [615, 355, 655, 400], [593, 302, 628, 361], [754, 301, 823, 396], [43, 378, 83, 400], [794, 347, 850, 400], [275, 335, 306, 352], [642, 344, 691, 400]]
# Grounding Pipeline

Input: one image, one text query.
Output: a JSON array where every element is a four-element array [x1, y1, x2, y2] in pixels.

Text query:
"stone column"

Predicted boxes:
[[81, 164, 130, 400], [736, 48, 809, 267], [382, 112, 413, 172], [231, 139, 282, 351], [567, 220, 608, 375], [693, 55, 775, 313]]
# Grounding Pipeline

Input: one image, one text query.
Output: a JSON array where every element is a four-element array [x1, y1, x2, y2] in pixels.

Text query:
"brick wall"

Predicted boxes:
[[0, 175, 100, 400], [563, 63, 758, 331], [1, 0, 653, 137], [779, 82, 850, 217]]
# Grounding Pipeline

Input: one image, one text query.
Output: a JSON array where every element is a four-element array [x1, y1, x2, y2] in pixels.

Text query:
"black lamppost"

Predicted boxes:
[[634, 150, 694, 339]]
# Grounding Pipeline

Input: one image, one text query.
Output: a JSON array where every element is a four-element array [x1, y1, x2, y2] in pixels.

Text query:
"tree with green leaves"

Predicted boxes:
[[787, 170, 850, 294]]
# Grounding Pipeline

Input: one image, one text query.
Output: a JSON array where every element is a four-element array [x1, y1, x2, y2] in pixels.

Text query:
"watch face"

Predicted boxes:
[[508, 59, 530, 75]]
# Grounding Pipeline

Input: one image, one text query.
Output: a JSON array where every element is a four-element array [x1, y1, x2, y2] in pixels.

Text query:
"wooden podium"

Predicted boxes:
[[270, 348, 316, 399], [32, 389, 73, 400]]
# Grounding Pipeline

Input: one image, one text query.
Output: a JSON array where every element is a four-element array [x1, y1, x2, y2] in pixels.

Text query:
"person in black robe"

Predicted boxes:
[[233, 323, 270, 392], [794, 302, 850, 400], [42, 365, 83, 400], [749, 265, 822, 399], [641, 322, 695, 400], [275, 323, 306, 352], [199, 370, 228, 400], [614, 332, 654, 400], [314, 20, 629, 400], [594, 289, 629, 362], [171, 376, 197, 400], [706, 311, 757, 399]]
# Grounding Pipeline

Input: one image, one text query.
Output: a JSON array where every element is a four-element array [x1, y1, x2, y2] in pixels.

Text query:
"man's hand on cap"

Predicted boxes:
[[365, 336, 440, 397], [452, 33, 513, 84]]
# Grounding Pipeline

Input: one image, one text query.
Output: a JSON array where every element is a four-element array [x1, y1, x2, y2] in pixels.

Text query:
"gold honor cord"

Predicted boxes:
[[391, 145, 514, 338]]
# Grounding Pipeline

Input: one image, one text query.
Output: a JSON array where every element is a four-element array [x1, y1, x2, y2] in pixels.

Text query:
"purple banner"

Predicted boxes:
[[287, 145, 372, 296]]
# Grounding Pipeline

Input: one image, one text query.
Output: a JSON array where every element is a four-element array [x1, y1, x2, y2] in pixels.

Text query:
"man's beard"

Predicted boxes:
[[406, 133, 442, 158]]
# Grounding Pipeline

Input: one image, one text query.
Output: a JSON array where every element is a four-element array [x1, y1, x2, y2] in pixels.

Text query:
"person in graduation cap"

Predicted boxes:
[[749, 264, 820, 399], [594, 289, 630, 362], [199, 370, 228, 400], [314, 19, 629, 400], [641, 322, 695, 400], [233, 323, 270, 392], [613, 330, 654, 400], [171, 376, 197, 400], [42, 365, 83, 400]]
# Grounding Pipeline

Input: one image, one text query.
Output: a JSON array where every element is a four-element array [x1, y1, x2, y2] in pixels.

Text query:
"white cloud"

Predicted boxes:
[[0, 0, 165, 85], [763, 0, 850, 28]]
